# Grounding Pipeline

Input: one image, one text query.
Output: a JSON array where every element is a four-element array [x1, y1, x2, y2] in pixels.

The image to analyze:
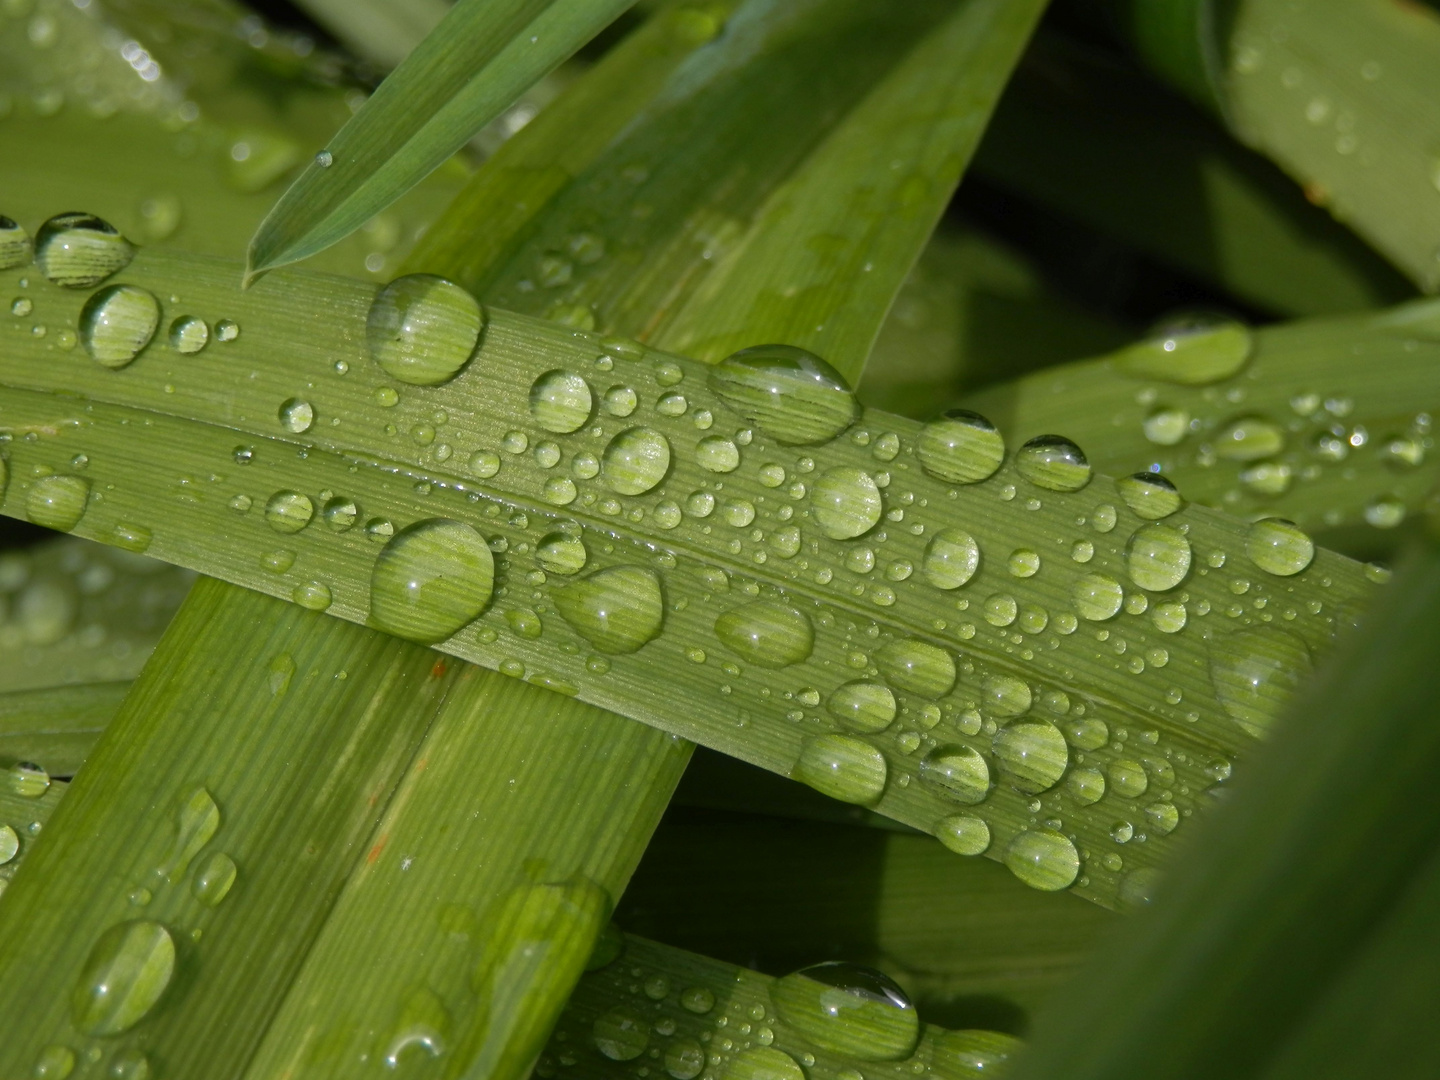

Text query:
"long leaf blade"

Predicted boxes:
[[246, 0, 635, 279]]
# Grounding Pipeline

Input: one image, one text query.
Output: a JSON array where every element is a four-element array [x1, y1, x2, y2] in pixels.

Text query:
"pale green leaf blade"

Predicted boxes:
[[246, 0, 637, 278], [0, 682, 127, 777], [961, 300, 1440, 540], [0, 247, 1382, 907], [291, 0, 452, 70], [0, 577, 457, 1074], [1010, 541, 1440, 1080], [655, 0, 1049, 377]]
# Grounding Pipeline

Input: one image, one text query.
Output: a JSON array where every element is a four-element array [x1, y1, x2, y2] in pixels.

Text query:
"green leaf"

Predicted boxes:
[[1009, 540, 1440, 1080], [0, 576, 457, 1073], [961, 300, 1440, 541], [543, 932, 1025, 1080], [290, 0, 452, 70], [246, 0, 638, 279], [0, 682, 127, 778], [0, 248, 1380, 906]]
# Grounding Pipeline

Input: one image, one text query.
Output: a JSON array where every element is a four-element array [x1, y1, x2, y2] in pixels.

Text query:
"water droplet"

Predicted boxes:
[[1117, 473, 1182, 520], [602, 427, 671, 495], [875, 640, 955, 698], [793, 733, 887, 804], [1215, 417, 1285, 462], [594, 1006, 648, 1060], [811, 467, 882, 539], [1008, 548, 1040, 577], [264, 490, 314, 533], [0, 823, 18, 864], [35, 212, 133, 287], [919, 745, 991, 805], [1245, 518, 1314, 576], [470, 450, 501, 479], [278, 397, 314, 434], [1073, 572, 1123, 621], [553, 566, 664, 654], [1066, 767, 1105, 804], [1119, 866, 1163, 910], [8, 760, 49, 798], [79, 284, 160, 368], [369, 519, 495, 643], [293, 581, 332, 610], [709, 345, 858, 445], [1143, 407, 1190, 445], [666, 1039, 706, 1080], [714, 600, 813, 667], [770, 962, 917, 1061], [108, 1049, 151, 1080], [725, 1048, 806, 1080], [530, 370, 593, 433], [922, 528, 980, 589], [1015, 436, 1091, 491], [916, 410, 1004, 484], [169, 315, 209, 354], [1125, 524, 1191, 591], [681, 986, 715, 1013], [992, 721, 1068, 793], [1364, 494, 1406, 529], [980, 673, 1030, 718], [930, 1029, 1020, 1080], [366, 274, 482, 386], [826, 681, 896, 733], [696, 435, 741, 473], [1107, 759, 1148, 798], [214, 319, 240, 342], [33, 1046, 75, 1079], [1113, 314, 1252, 385], [71, 920, 175, 1035], [1209, 626, 1311, 738], [1146, 801, 1179, 834], [192, 852, 237, 906], [1003, 828, 1080, 891], [0, 215, 32, 269], [537, 531, 586, 575], [156, 785, 220, 884], [603, 385, 638, 417], [27, 475, 90, 531], [933, 812, 991, 855]]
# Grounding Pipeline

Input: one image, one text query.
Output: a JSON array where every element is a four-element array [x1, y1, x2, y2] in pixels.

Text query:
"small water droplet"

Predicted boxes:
[[875, 639, 955, 698], [825, 681, 896, 732], [666, 1039, 706, 1080], [278, 397, 314, 433], [1117, 473, 1182, 519], [192, 852, 237, 906], [709, 345, 858, 445], [292, 580, 332, 610], [8, 761, 49, 798], [537, 531, 587, 575], [71, 920, 176, 1035], [992, 720, 1068, 793], [1007, 548, 1040, 578], [315, 149, 333, 167], [33, 1045, 75, 1079], [1015, 436, 1091, 492], [0, 215, 32, 270], [921, 528, 980, 589], [602, 427, 671, 495], [169, 315, 209, 354], [157, 785, 220, 883], [214, 319, 240, 342], [530, 370, 594, 433], [1363, 494, 1406, 529], [793, 734, 887, 805], [264, 490, 314, 533], [1107, 759, 1148, 798], [934, 813, 990, 855], [554, 566, 664, 653], [366, 274, 483, 385], [696, 435, 741, 473], [681, 986, 715, 1013], [811, 467, 882, 539], [594, 1006, 649, 1060], [0, 823, 19, 863], [919, 745, 991, 805], [1125, 524, 1191, 591], [79, 284, 160, 368], [369, 519, 495, 643], [27, 475, 90, 531], [1073, 573, 1124, 621], [35, 212, 133, 287], [916, 410, 1004, 484], [1216, 416, 1285, 462], [1143, 407, 1190, 445]]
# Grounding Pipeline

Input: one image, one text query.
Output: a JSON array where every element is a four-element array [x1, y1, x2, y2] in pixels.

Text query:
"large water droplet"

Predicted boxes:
[[992, 721, 1068, 793], [8, 760, 49, 798], [1125, 524, 1191, 591], [35, 212, 133, 287], [875, 639, 955, 698], [1245, 518, 1314, 576], [1112, 313, 1252, 385], [1015, 436, 1091, 491], [71, 920, 175, 1035], [934, 813, 991, 856], [530, 370, 593, 433], [158, 786, 220, 883], [1003, 828, 1079, 891], [793, 734, 887, 805], [602, 427, 671, 495], [714, 600, 813, 667], [1117, 473, 1182, 520], [264, 490, 314, 533], [78, 284, 159, 369], [554, 566, 664, 653], [1072, 572, 1123, 621], [826, 681, 896, 733], [27, 475, 90, 531], [366, 274, 483, 385], [0, 215, 32, 269], [919, 745, 992, 805], [594, 1006, 648, 1060], [724, 1048, 806, 1080], [811, 467, 882, 539], [709, 345, 859, 445], [917, 410, 1004, 484], [770, 962, 918, 1061], [369, 519, 495, 643], [1209, 626, 1311, 738], [922, 528, 981, 590]]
